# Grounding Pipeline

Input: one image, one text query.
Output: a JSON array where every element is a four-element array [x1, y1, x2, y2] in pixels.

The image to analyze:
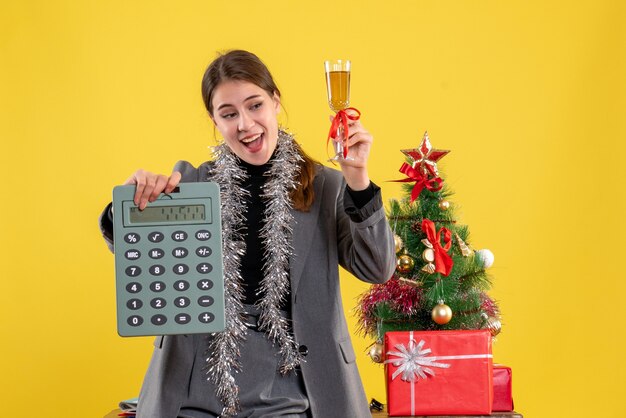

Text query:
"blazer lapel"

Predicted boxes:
[[290, 172, 325, 298]]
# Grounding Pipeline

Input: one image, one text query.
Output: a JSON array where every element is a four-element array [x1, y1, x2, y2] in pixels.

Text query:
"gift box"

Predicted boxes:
[[384, 330, 493, 416], [493, 365, 514, 411]]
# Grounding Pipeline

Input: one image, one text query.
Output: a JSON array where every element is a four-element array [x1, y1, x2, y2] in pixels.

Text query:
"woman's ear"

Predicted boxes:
[[273, 92, 281, 114]]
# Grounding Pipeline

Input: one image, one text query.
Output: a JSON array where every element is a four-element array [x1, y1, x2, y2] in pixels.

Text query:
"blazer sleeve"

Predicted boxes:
[[334, 172, 396, 284], [98, 202, 115, 253]]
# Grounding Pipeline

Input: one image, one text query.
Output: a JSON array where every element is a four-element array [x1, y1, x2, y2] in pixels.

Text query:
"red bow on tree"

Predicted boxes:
[[421, 219, 453, 276], [394, 163, 443, 203]]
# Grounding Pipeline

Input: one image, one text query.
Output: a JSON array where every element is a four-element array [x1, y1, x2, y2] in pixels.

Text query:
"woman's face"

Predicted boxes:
[[211, 79, 281, 165]]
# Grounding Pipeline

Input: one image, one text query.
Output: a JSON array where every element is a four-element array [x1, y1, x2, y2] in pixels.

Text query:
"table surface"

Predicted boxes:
[[372, 410, 523, 418], [104, 408, 523, 418], [104, 410, 128, 418]]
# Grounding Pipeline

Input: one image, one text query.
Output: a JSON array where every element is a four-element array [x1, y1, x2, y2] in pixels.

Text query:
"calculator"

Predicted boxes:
[[112, 182, 225, 337]]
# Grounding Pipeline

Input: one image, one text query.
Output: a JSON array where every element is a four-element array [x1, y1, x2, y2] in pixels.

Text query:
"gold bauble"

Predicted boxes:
[[485, 316, 502, 336], [394, 234, 403, 254], [396, 254, 415, 274], [438, 200, 450, 210], [369, 342, 384, 363], [431, 302, 453, 325], [422, 248, 435, 263]]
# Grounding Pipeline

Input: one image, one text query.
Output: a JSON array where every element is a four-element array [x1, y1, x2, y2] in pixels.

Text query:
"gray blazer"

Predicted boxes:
[[100, 162, 395, 417]]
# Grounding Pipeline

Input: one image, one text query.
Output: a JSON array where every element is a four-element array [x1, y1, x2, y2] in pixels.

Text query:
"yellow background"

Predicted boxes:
[[1, 1, 624, 417]]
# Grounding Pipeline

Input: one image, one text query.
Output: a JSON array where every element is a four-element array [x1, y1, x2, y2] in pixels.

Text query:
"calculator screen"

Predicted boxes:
[[128, 204, 207, 225]]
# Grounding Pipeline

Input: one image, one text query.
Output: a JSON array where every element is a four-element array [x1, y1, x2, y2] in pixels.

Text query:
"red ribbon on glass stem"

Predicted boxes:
[[327, 107, 361, 159], [393, 163, 443, 203], [421, 219, 453, 276]]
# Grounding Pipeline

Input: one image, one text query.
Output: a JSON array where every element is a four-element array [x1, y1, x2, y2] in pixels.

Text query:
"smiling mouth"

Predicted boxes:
[[241, 133, 262, 144], [240, 132, 264, 152]]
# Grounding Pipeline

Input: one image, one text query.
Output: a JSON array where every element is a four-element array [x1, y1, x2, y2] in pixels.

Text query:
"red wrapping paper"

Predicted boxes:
[[384, 330, 493, 416], [493, 365, 514, 411]]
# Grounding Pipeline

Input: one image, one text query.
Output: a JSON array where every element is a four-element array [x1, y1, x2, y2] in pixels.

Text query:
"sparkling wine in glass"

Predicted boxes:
[[325, 59, 352, 161]]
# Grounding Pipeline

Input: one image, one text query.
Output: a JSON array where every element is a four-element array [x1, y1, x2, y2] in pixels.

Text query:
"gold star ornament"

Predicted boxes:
[[401, 132, 450, 177]]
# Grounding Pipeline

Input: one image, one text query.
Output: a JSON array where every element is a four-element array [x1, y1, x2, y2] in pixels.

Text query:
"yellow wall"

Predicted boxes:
[[1, 1, 624, 416]]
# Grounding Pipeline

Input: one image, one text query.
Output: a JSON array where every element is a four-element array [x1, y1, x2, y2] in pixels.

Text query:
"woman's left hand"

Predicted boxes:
[[331, 112, 373, 190]]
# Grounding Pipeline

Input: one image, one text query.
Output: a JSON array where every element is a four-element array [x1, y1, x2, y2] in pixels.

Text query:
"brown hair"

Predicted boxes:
[[201, 50, 317, 211]]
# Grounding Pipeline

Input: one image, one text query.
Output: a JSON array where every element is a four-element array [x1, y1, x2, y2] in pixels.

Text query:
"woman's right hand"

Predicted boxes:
[[123, 169, 182, 210]]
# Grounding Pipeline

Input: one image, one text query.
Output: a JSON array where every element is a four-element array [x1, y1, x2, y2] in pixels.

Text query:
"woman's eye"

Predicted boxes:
[[251, 102, 263, 110], [221, 113, 236, 119]]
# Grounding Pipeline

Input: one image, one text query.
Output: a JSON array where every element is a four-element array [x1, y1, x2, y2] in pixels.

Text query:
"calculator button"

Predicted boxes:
[[151, 314, 167, 326], [148, 232, 165, 243], [195, 230, 211, 240], [150, 298, 167, 309], [127, 299, 143, 310], [198, 296, 214, 307], [124, 233, 140, 244], [125, 250, 141, 260], [127, 315, 144, 326], [173, 280, 190, 291], [172, 247, 189, 258], [125, 266, 142, 277], [126, 282, 142, 293], [196, 246, 212, 257], [150, 281, 166, 292], [199, 312, 215, 324], [197, 279, 214, 290], [149, 249, 165, 259], [175, 313, 191, 325], [149, 265, 165, 276], [197, 263, 213, 274], [174, 297, 190, 308], [172, 231, 188, 242], [173, 264, 189, 275]]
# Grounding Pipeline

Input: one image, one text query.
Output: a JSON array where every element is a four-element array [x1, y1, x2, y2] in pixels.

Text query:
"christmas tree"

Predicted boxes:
[[357, 132, 501, 363]]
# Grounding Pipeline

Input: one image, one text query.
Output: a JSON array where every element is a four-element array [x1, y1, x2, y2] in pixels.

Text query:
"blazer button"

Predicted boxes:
[[298, 344, 309, 356]]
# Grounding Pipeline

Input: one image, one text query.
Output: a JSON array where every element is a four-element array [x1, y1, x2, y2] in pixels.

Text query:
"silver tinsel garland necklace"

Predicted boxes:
[[206, 130, 304, 417]]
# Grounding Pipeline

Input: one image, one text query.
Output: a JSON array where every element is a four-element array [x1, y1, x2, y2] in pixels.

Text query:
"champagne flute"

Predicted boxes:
[[325, 59, 353, 161]]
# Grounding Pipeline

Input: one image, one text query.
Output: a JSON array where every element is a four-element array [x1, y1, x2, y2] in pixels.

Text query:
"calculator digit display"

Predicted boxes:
[[129, 204, 206, 224]]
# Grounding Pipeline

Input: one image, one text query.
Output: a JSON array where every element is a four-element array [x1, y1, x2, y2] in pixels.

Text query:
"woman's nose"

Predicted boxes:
[[238, 111, 255, 131]]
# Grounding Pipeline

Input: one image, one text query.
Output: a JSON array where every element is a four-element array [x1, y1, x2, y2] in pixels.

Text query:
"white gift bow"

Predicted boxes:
[[385, 331, 493, 382], [385, 337, 450, 381]]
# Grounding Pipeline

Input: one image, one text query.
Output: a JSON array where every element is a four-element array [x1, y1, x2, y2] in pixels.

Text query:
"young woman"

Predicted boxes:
[[100, 50, 395, 418]]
